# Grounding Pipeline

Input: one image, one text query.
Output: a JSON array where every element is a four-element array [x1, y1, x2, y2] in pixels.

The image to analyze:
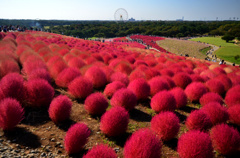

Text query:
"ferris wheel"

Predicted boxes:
[[114, 8, 128, 22]]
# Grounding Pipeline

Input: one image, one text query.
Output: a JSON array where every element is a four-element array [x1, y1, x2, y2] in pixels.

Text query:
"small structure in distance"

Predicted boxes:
[[114, 8, 128, 22]]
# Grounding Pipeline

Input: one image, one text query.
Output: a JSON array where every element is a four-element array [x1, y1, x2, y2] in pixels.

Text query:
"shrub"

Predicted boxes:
[[85, 66, 107, 89], [55, 67, 81, 88], [161, 76, 176, 89], [103, 81, 126, 98], [199, 92, 223, 106], [150, 90, 176, 113], [143, 68, 161, 80], [84, 92, 108, 116], [170, 87, 187, 109], [0, 98, 24, 130], [49, 60, 68, 79], [100, 106, 129, 136], [114, 62, 133, 75], [148, 76, 169, 96], [186, 110, 212, 131], [172, 72, 192, 89], [110, 88, 137, 111], [68, 76, 93, 99], [26, 79, 54, 107], [0, 73, 25, 102], [0, 60, 20, 78], [177, 130, 214, 158], [160, 68, 174, 77], [27, 68, 51, 83], [129, 70, 146, 82], [185, 82, 208, 102], [64, 123, 91, 154], [124, 128, 162, 158], [210, 124, 240, 155], [227, 105, 240, 125], [225, 85, 240, 107], [23, 60, 47, 75], [215, 75, 232, 91], [68, 57, 86, 69], [110, 72, 129, 86], [83, 144, 117, 158], [48, 95, 72, 124], [127, 78, 150, 100], [202, 102, 229, 125], [205, 79, 225, 96], [190, 74, 205, 83], [151, 111, 180, 141]]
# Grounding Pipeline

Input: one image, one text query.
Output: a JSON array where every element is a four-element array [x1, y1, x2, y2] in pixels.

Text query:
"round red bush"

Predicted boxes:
[[100, 106, 129, 136], [124, 128, 162, 158], [0, 60, 20, 78], [110, 88, 137, 111], [170, 87, 187, 109], [83, 144, 117, 158], [49, 60, 68, 79], [186, 110, 212, 131], [48, 95, 72, 124], [68, 57, 86, 69], [0, 98, 24, 130], [64, 123, 91, 154], [172, 72, 192, 89], [103, 81, 126, 98], [215, 74, 232, 91], [205, 79, 225, 96], [26, 79, 54, 107], [110, 72, 129, 86], [160, 68, 174, 77], [84, 92, 108, 116], [129, 70, 146, 82], [148, 76, 169, 96], [151, 111, 180, 141], [28, 68, 51, 83], [199, 92, 223, 106], [161, 75, 176, 89], [0, 73, 25, 102], [185, 82, 208, 102], [150, 90, 176, 113], [202, 102, 229, 125], [177, 130, 214, 158], [190, 74, 205, 83], [225, 85, 240, 107], [210, 124, 240, 155], [55, 67, 81, 88], [127, 78, 150, 100], [84, 66, 107, 89], [228, 105, 240, 125], [68, 76, 93, 99]]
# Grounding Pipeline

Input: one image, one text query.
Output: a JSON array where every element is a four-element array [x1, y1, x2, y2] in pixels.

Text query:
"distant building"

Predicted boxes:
[[176, 16, 184, 21], [129, 17, 136, 21]]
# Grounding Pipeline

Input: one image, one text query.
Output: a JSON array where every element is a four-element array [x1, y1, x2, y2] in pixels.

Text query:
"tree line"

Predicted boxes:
[[1, 19, 239, 39]]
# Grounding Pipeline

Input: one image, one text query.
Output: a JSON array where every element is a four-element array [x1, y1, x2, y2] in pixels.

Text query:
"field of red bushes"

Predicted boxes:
[[0, 31, 240, 157]]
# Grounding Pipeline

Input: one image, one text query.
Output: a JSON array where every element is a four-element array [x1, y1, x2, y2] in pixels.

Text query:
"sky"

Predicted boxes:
[[0, 0, 240, 21]]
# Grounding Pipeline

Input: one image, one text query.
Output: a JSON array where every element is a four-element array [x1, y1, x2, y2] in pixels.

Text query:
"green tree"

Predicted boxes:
[[222, 34, 235, 42]]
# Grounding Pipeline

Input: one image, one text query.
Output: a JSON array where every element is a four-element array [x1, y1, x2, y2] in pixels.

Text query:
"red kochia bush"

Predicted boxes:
[[27, 68, 51, 83], [83, 144, 117, 158], [64, 123, 91, 154], [225, 85, 240, 107], [110, 72, 129, 86], [202, 102, 229, 125], [0, 73, 24, 102], [68, 76, 93, 99], [227, 105, 240, 125], [177, 130, 214, 158], [0, 60, 20, 78], [150, 90, 176, 113], [185, 82, 208, 102], [127, 78, 150, 100], [0, 98, 24, 130], [124, 129, 162, 158], [205, 79, 225, 96], [103, 81, 126, 98], [199, 92, 223, 106], [170, 87, 187, 108], [172, 72, 192, 89], [210, 124, 240, 155], [148, 76, 169, 96], [84, 66, 107, 89], [55, 67, 81, 88], [48, 95, 72, 124], [151, 111, 180, 141], [215, 75, 232, 91], [110, 88, 137, 111], [84, 92, 108, 116], [186, 110, 212, 131], [26, 79, 54, 107], [68, 57, 86, 69], [100, 106, 129, 136]]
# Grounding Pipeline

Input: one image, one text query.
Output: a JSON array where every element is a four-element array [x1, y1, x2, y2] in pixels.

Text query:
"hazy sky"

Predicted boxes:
[[0, 0, 239, 21]]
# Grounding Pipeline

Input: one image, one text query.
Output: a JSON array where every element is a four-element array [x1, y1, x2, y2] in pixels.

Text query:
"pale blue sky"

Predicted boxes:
[[0, 0, 239, 20]]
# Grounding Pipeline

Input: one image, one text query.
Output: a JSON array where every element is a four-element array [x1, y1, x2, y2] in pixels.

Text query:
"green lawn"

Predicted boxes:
[[190, 37, 240, 64]]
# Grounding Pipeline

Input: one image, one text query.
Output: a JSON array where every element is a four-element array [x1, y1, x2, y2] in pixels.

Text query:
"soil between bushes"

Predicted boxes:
[[0, 88, 239, 158]]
